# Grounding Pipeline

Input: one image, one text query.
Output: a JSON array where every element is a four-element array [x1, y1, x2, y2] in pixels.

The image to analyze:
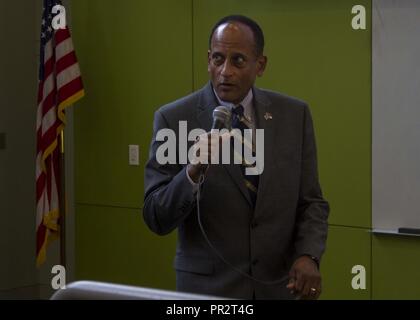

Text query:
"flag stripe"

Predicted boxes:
[[57, 63, 81, 88], [56, 51, 77, 74], [58, 77, 83, 102], [39, 122, 59, 154], [56, 37, 74, 61], [43, 58, 54, 83], [41, 107, 57, 135], [36, 173, 45, 201], [55, 27, 70, 44], [44, 40, 53, 64], [41, 89, 56, 119]]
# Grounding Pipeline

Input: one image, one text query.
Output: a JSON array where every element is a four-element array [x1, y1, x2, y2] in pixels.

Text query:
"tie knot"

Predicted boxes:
[[232, 105, 244, 117]]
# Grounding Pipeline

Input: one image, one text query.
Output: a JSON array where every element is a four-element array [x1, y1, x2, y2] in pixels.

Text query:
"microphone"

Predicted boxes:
[[211, 105, 232, 131], [196, 106, 232, 178]]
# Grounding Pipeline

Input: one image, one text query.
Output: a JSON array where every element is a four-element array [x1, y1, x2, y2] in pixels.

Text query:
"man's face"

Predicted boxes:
[[208, 22, 267, 104]]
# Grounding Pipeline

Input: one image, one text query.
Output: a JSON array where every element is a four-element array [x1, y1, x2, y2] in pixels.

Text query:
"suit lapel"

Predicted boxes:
[[252, 87, 273, 214], [196, 82, 252, 206], [196, 83, 214, 132]]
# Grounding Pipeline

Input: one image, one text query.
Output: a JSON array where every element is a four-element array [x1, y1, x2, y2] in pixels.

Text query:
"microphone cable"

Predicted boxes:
[[195, 172, 290, 286]]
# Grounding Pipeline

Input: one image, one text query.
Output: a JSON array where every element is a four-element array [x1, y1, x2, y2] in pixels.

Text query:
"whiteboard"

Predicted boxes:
[[372, 0, 420, 233]]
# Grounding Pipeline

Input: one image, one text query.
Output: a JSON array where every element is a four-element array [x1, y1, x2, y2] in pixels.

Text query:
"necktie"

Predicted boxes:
[[231, 105, 259, 207]]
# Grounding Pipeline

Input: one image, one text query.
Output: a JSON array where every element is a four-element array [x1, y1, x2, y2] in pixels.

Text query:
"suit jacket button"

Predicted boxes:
[[251, 221, 258, 229], [252, 258, 259, 266]]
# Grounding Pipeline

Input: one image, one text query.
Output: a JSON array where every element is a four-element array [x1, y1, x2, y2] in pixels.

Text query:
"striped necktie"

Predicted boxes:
[[231, 105, 259, 207]]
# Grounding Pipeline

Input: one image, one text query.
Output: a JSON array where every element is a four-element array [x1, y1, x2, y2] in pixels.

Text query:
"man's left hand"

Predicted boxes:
[[286, 255, 321, 300]]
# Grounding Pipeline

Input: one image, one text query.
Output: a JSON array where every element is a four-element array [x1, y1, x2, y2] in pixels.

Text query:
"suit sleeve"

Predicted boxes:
[[294, 104, 330, 262], [143, 110, 196, 235]]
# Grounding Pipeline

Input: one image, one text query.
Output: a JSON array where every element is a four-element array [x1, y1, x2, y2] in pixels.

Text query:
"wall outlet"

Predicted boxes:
[[128, 145, 139, 166]]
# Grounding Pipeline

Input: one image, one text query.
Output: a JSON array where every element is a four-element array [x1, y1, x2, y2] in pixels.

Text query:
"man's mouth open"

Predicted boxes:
[[218, 83, 236, 90]]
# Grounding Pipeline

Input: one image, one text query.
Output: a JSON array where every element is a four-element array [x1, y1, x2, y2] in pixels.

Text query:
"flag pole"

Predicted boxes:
[[59, 130, 66, 269]]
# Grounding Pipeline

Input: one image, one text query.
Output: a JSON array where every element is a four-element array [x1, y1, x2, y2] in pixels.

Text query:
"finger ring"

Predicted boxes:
[[310, 288, 317, 293]]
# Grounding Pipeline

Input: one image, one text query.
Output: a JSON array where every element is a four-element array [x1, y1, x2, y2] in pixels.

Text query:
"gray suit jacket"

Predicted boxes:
[[143, 82, 329, 299]]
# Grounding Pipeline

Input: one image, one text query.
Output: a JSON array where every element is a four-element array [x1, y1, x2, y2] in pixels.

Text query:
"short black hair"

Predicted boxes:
[[209, 15, 265, 56]]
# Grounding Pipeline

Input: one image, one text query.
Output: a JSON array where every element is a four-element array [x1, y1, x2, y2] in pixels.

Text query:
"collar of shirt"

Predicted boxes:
[[213, 87, 254, 123]]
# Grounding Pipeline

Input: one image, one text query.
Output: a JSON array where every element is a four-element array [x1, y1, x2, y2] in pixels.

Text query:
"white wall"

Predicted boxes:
[[372, 0, 420, 232]]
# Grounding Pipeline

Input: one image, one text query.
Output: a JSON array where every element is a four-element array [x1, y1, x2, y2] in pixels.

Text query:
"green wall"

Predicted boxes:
[[72, 0, 420, 299], [72, 0, 193, 289]]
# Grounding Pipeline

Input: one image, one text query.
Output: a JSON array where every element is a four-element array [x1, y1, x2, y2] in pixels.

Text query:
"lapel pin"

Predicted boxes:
[[264, 112, 273, 120]]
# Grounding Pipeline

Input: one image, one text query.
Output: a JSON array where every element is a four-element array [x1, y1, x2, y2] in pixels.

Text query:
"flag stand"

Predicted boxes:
[[59, 130, 66, 269]]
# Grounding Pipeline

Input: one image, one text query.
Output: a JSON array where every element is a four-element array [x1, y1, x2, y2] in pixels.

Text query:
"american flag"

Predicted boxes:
[[36, 0, 84, 266]]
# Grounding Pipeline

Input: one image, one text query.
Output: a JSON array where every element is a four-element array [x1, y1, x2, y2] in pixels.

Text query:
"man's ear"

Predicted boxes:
[[207, 50, 211, 72], [257, 55, 267, 77]]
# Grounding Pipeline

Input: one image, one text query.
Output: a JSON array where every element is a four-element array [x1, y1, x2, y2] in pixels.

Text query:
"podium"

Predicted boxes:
[[50, 281, 227, 300]]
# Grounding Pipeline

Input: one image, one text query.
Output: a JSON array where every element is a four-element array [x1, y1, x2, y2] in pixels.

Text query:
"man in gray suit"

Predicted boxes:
[[143, 15, 329, 300]]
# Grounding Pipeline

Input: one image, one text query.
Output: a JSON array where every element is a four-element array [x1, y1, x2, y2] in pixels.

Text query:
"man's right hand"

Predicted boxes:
[[187, 132, 230, 183], [187, 163, 207, 183]]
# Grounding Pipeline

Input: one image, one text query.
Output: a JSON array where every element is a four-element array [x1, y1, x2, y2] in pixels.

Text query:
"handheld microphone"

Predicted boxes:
[[197, 106, 232, 178], [211, 105, 232, 131]]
